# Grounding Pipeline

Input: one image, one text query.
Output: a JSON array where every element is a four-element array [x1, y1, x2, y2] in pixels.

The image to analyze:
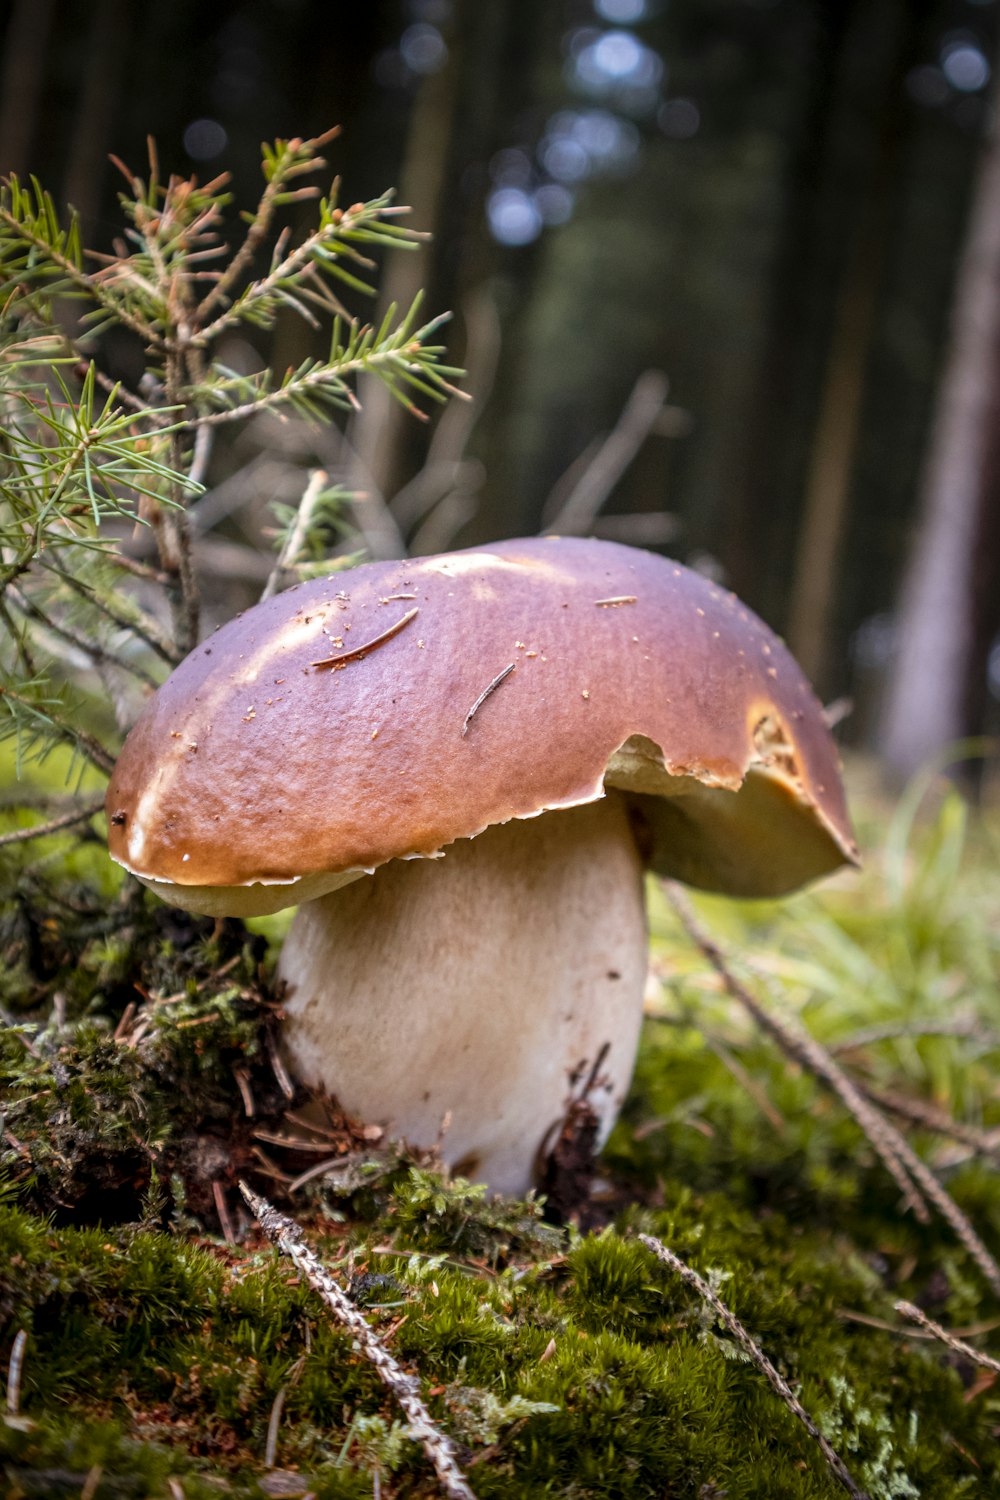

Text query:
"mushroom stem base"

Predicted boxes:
[[277, 793, 648, 1196]]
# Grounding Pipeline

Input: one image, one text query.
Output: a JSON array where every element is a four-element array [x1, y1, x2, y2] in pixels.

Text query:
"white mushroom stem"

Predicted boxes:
[[277, 791, 649, 1197]]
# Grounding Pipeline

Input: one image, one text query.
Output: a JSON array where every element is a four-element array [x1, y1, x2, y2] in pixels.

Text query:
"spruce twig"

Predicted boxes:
[[8, 585, 160, 687], [0, 684, 115, 775], [638, 1235, 871, 1500], [238, 1182, 478, 1500], [0, 798, 105, 848], [895, 1301, 1000, 1373], [663, 883, 1000, 1296]]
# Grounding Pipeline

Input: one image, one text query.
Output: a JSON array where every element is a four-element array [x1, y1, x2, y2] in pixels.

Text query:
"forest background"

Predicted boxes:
[[4, 0, 999, 786], [6, 3, 1000, 1496]]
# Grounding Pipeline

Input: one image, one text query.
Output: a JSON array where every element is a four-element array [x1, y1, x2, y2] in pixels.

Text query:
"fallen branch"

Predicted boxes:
[[662, 883, 1000, 1297], [638, 1234, 870, 1500], [857, 1082, 1000, 1163], [895, 1300, 1000, 1374], [238, 1183, 477, 1500]]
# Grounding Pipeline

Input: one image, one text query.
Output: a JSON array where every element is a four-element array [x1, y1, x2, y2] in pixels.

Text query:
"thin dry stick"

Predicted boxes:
[[664, 883, 1000, 1296], [663, 883, 929, 1223], [239, 1183, 477, 1500], [0, 798, 105, 849], [543, 369, 670, 535], [639, 1235, 870, 1500], [886, 1135, 1000, 1297], [261, 468, 329, 601], [895, 1301, 1000, 1374], [461, 663, 516, 737], [831, 1018, 1000, 1052]]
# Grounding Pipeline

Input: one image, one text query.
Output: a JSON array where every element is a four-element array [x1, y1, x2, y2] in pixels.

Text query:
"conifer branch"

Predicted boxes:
[[1, 131, 458, 786], [196, 126, 343, 322], [194, 300, 459, 427], [0, 182, 163, 346], [7, 584, 160, 688], [38, 558, 180, 665], [895, 1301, 1000, 1373], [639, 1234, 871, 1500], [663, 882, 1000, 1297], [0, 682, 115, 775], [238, 1183, 478, 1500], [0, 799, 106, 849], [192, 190, 420, 346], [260, 468, 329, 600]]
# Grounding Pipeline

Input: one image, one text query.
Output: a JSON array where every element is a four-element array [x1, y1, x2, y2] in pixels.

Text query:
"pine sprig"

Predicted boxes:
[[197, 296, 461, 425], [0, 126, 459, 805]]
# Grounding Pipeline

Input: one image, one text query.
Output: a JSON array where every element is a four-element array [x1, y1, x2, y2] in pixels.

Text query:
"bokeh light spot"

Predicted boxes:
[[183, 119, 228, 160], [594, 0, 648, 22], [534, 183, 575, 225], [658, 97, 701, 138], [400, 22, 448, 74], [487, 187, 543, 245], [941, 40, 990, 92]]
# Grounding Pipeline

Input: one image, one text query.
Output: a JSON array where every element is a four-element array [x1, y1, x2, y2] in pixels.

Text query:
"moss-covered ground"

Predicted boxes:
[[3, 770, 1000, 1497]]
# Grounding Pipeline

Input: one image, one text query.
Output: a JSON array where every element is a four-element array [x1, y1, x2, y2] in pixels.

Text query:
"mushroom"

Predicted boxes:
[[106, 537, 857, 1195]]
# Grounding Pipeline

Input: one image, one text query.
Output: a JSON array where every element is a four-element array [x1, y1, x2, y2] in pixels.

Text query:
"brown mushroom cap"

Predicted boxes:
[[106, 536, 857, 911]]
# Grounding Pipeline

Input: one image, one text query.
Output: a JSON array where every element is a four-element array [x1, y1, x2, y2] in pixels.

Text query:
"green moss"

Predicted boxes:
[[3, 1179, 997, 1498], [3, 795, 1000, 1495]]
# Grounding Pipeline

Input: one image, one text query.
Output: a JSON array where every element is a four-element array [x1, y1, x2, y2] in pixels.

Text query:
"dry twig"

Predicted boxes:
[[0, 799, 105, 849], [261, 468, 329, 601], [663, 883, 929, 1221], [895, 1301, 1000, 1374], [857, 1083, 1000, 1163], [663, 882, 1000, 1297], [543, 369, 671, 535], [239, 1183, 477, 1500], [831, 1018, 1000, 1053], [639, 1235, 870, 1500]]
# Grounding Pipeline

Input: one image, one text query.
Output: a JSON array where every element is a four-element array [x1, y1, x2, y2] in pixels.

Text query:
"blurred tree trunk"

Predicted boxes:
[[743, 0, 907, 688], [348, 12, 463, 531], [879, 89, 1000, 781], [63, 0, 131, 231], [785, 50, 902, 689], [0, 0, 56, 177]]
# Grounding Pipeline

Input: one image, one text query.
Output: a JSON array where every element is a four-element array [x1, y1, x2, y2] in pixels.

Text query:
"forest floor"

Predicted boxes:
[[3, 764, 1000, 1499]]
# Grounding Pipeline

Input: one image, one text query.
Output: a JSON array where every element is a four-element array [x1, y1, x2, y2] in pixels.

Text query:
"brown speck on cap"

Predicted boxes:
[[106, 536, 856, 908]]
